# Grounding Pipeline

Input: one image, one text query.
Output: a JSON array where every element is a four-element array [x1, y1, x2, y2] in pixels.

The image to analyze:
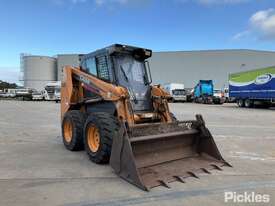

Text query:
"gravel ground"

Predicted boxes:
[[0, 100, 274, 206]]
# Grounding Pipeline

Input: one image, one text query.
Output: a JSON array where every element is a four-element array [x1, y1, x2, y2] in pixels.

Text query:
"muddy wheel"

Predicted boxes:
[[62, 110, 86, 151], [84, 112, 119, 164]]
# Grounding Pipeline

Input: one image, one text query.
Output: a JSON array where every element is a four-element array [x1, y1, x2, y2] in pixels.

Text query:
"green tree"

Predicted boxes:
[[0, 80, 18, 90]]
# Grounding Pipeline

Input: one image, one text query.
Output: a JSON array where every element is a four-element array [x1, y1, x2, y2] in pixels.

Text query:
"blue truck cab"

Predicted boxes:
[[194, 80, 214, 104]]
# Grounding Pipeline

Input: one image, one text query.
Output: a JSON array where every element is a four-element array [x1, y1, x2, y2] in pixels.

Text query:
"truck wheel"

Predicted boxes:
[[62, 110, 86, 151], [244, 99, 253, 108], [237, 99, 244, 107], [84, 112, 119, 164], [198, 98, 203, 104]]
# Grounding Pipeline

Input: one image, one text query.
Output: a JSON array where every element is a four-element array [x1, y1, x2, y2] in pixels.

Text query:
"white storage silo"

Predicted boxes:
[[22, 55, 57, 91]]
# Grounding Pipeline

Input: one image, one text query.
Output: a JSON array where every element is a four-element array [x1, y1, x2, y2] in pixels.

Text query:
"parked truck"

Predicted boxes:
[[163, 83, 186, 102], [194, 80, 214, 104], [229, 66, 275, 108], [213, 89, 226, 104], [42, 81, 61, 102], [15, 88, 33, 100], [194, 80, 224, 104]]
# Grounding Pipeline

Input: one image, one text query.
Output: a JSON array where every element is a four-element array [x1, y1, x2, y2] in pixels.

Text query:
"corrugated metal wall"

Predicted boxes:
[[22, 49, 275, 91], [149, 50, 275, 88], [57, 54, 80, 81]]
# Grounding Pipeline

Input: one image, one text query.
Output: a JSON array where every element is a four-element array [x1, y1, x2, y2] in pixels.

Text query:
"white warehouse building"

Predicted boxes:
[[149, 49, 275, 88], [21, 49, 275, 91]]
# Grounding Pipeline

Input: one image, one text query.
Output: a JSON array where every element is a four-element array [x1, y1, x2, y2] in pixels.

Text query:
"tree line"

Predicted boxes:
[[0, 80, 18, 90]]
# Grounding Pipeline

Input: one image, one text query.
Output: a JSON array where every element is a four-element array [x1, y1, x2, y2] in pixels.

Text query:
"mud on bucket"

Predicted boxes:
[[110, 114, 231, 191]]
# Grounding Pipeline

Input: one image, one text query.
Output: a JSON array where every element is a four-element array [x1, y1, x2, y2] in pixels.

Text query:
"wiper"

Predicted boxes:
[[120, 65, 137, 103], [128, 87, 138, 103], [120, 65, 129, 82]]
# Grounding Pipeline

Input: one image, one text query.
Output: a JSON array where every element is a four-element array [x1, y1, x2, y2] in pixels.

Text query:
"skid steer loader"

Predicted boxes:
[[61, 44, 230, 191]]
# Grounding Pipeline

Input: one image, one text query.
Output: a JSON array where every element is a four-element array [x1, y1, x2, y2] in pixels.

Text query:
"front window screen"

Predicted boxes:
[[172, 89, 186, 95], [86, 57, 97, 76], [116, 55, 146, 84]]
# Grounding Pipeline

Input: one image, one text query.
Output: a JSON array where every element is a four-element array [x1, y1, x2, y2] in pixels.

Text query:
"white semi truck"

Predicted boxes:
[[42, 81, 61, 102], [163, 83, 186, 102]]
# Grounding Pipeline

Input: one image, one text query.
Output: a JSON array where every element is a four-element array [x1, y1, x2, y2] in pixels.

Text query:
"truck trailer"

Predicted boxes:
[[229, 66, 275, 108]]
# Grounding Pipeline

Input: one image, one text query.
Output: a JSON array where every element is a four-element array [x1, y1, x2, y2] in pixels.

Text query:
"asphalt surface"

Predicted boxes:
[[0, 100, 274, 206]]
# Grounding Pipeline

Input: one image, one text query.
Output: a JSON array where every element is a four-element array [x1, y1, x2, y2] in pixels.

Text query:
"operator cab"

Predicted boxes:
[[80, 44, 153, 112]]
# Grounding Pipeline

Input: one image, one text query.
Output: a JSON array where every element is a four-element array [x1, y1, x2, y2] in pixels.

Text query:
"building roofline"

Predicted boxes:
[[22, 55, 57, 60], [22, 49, 275, 59], [154, 49, 275, 54], [57, 54, 81, 56]]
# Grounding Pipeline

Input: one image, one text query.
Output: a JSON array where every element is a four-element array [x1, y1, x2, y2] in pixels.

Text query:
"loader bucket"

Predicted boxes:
[[110, 114, 231, 191]]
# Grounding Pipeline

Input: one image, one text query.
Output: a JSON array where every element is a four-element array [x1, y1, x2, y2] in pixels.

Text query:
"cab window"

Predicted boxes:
[[96, 55, 110, 81], [85, 57, 97, 76]]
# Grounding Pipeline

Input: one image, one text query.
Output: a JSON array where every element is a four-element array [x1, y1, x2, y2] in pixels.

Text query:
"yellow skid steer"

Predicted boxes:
[[61, 44, 230, 191]]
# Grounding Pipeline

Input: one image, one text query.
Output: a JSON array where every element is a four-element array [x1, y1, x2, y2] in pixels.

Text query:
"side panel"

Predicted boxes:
[[229, 67, 275, 99], [86, 102, 116, 115]]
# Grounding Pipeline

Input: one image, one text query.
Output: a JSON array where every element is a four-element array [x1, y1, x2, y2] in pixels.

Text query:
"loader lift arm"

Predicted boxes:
[[61, 66, 128, 119]]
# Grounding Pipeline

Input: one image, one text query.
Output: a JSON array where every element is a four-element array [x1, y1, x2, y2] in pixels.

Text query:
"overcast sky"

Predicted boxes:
[[1, 0, 275, 83]]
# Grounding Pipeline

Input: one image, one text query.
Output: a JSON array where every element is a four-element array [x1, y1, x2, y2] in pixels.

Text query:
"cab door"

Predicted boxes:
[[112, 54, 153, 112]]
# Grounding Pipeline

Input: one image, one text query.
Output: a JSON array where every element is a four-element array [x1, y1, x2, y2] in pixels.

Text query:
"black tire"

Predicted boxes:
[[84, 112, 119, 164], [62, 110, 86, 151], [199, 98, 202, 103], [216, 98, 221, 104], [237, 99, 244, 107], [244, 99, 253, 108]]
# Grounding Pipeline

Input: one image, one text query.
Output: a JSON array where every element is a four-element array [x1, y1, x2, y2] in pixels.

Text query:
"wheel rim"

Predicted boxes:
[[87, 124, 100, 153], [64, 120, 73, 143]]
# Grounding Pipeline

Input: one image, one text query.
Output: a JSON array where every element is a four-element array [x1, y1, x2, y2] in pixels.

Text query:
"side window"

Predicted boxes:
[[96, 55, 110, 81], [81, 60, 86, 69], [86, 57, 97, 76]]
